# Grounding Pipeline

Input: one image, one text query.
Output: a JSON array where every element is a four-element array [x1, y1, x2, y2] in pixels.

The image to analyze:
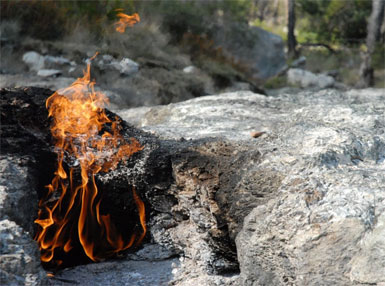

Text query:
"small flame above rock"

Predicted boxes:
[[115, 12, 140, 33]]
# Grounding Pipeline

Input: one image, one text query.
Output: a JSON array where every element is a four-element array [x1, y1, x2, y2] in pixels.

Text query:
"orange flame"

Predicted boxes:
[[34, 55, 146, 266], [115, 12, 140, 33]]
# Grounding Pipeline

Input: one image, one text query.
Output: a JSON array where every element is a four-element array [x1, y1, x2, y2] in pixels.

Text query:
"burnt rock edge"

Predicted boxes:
[[1, 87, 271, 284]]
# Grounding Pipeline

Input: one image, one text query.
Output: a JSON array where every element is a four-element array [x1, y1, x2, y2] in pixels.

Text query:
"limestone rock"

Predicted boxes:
[[0, 156, 40, 234], [2, 86, 384, 286], [118, 58, 139, 76], [290, 56, 306, 68], [287, 68, 335, 88], [96, 54, 139, 76], [22, 52, 45, 72], [212, 23, 287, 79], [0, 219, 47, 286], [349, 212, 385, 284], [22, 51, 73, 73], [36, 69, 61, 77], [0, 87, 243, 285], [43, 55, 72, 67], [119, 88, 385, 286], [183, 66, 197, 74]]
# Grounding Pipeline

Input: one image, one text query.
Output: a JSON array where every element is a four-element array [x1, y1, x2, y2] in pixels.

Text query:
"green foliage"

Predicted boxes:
[[264, 75, 288, 89], [372, 44, 385, 69], [297, 0, 372, 44], [252, 18, 286, 40], [0, 0, 254, 42], [131, 0, 254, 42], [0, 0, 67, 40]]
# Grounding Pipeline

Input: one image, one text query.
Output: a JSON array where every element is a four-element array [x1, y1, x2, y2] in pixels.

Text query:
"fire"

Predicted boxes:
[[115, 12, 140, 33], [34, 54, 146, 267]]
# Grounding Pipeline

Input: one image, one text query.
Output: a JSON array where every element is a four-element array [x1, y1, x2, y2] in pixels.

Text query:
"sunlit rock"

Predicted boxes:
[[287, 68, 335, 88], [2, 86, 384, 285]]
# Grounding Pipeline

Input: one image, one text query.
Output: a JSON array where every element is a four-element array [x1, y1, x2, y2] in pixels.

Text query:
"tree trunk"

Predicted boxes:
[[257, 0, 268, 22], [358, 0, 385, 87], [273, 0, 280, 24], [287, 0, 297, 58]]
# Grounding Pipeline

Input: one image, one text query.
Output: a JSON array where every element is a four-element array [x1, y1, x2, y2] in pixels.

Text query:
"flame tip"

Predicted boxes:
[[114, 12, 140, 33]]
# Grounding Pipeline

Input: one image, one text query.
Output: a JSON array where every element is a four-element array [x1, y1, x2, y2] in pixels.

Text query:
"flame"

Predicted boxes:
[[34, 55, 146, 267], [115, 12, 140, 33]]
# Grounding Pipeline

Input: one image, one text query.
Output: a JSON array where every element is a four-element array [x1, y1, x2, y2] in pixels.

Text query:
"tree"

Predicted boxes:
[[358, 0, 385, 87], [287, 0, 297, 58], [297, 0, 372, 45]]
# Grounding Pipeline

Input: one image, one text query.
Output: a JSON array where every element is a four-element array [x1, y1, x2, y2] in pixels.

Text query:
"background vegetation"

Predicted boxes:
[[1, 0, 384, 88]]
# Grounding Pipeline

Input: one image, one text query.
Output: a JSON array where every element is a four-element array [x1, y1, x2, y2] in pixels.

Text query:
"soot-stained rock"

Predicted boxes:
[[0, 87, 247, 285], [0, 87, 56, 285]]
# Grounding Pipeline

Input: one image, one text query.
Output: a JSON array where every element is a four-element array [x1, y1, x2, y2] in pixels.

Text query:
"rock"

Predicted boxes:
[[290, 55, 306, 68], [0, 88, 63, 285], [224, 81, 252, 93], [0, 87, 54, 285], [0, 220, 48, 286], [0, 74, 76, 91], [36, 69, 61, 77], [43, 55, 72, 67], [212, 23, 287, 79], [96, 66, 214, 108], [118, 58, 139, 76], [349, 212, 385, 284], [0, 156, 40, 234], [3, 86, 385, 286], [119, 88, 385, 285], [53, 257, 180, 286], [22, 51, 73, 74], [96, 54, 139, 76], [287, 68, 335, 88], [0, 87, 242, 285], [22, 52, 45, 72], [250, 131, 265, 138], [325, 69, 339, 78], [183, 66, 197, 74], [0, 88, 54, 233], [0, 20, 21, 43]]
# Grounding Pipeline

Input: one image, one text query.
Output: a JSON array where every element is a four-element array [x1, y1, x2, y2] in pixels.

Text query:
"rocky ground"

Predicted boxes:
[[1, 86, 384, 286], [119, 88, 385, 286], [1, 16, 286, 108]]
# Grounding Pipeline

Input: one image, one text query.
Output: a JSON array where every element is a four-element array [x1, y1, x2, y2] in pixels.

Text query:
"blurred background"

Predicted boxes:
[[1, 0, 384, 108]]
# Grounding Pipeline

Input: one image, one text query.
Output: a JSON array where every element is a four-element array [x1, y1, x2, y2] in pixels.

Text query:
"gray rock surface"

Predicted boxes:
[[0, 156, 40, 234], [2, 87, 385, 286], [0, 220, 47, 286], [36, 69, 61, 78], [96, 54, 139, 76], [0, 74, 76, 91], [54, 256, 179, 286], [1, 88, 54, 286], [212, 23, 287, 79], [22, 51, 73, 73], [287, 68, 335, 88], [118, 88, 385, 285], [22, 52, 45, 72], [290, 56, 307, 68], [0, 87, 242, 286], [43, 55, 73, 67]]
